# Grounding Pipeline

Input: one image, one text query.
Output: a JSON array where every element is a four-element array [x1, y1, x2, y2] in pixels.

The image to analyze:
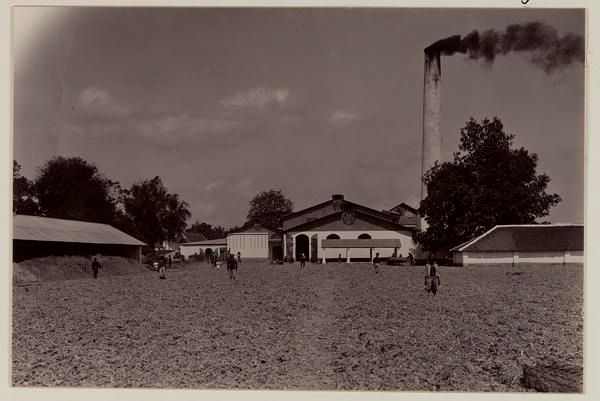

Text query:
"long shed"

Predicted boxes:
[[450, 224, 583, 266], [13, 214, 146, 263]]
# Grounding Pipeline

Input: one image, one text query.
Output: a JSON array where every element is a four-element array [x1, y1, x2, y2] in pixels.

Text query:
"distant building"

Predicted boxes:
[[178, 238, 228, 259], [450, 224, 584, 266], [282, 194, 417, 263], [382, 203, 419, 228], [13, 214, 145, 263]]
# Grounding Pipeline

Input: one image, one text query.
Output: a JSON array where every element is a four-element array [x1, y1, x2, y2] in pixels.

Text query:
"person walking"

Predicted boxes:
[[91, 257, 101, 279], [372, 253, 380, 274], [299, 253, 307, 271], [159, 259, 166, 279], [227, 253, 238, 280], [237, 251, 242, 264], [425, 260, 441, 295]]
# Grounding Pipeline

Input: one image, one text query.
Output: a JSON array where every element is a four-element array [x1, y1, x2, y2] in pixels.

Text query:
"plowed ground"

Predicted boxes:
[[12, 262, 583, 391]]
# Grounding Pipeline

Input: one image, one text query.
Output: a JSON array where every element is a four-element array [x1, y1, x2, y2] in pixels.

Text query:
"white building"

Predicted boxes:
[[227, 221, 282, 261], [282, 194, 417, 263], [450, 224, 584, 266]]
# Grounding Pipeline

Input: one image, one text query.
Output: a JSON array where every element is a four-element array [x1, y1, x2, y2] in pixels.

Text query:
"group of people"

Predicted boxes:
[[91, 250, 440, 292]]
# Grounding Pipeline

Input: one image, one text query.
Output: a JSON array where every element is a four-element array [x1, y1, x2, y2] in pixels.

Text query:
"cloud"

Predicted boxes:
[[329, 109, 360, 127], [234, 177, 253, 190], [77, 86, 131, 117], [132, 114, 241, 145], [203, 181, 222, 192], [221, 86, 290, 110]]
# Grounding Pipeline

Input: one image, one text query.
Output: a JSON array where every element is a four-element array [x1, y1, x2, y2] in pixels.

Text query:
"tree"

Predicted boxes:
[[416, 117, 561, 253], [246, 189, 293, 227], [13, 160, 39, 215], [34, 156, 118, 223], [188, 220, 226, 240], [123, 176, 191, 247]]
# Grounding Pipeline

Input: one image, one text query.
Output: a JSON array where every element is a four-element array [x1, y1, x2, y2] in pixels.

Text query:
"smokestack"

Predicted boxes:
[[421, 49, 442, 202]]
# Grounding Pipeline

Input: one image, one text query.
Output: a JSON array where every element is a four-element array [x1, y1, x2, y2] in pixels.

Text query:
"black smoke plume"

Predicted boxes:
[[426, 22, 584, 73]]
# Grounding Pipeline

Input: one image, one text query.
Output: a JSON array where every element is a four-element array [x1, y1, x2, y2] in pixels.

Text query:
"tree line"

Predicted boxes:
[[13, 157, 191, 248], [13, 157, 295, 248]]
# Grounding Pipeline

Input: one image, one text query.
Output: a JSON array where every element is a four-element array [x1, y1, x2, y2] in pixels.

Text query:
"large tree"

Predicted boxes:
[[13, 160, 39, 215], [246, 189, 293, 227], [123, 176, 191, 247], [34, 156, 118, 223], [187, 220, 227, 240], [416, 117, 561, 252]]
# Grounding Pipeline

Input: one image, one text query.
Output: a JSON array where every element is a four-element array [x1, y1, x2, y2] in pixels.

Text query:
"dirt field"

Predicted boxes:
[[12, 262, 583, 391]]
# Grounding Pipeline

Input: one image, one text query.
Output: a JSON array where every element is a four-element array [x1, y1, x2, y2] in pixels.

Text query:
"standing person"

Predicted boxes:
[[91, 257, 101, 279], [429, 261, 440, 295], [299, 253, 307, 271], [408, 252, 415, 266], [227, 253, 238, 280], [424, 260, 432, 291], [372, 253, 380, 274], [338, 254, 342, 263], [159, 259, 166, 279], [168, 255, 172, 269], [237, 252, 242, 264]]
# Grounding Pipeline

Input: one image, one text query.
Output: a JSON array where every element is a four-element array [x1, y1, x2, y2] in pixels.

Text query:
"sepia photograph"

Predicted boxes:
[[8, 2, 588, 395]]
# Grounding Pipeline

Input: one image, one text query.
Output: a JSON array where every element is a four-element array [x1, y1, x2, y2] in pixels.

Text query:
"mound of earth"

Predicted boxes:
[[13, 255, 149, 284]]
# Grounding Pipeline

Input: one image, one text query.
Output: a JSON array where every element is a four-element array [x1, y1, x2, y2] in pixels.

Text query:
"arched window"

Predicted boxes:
[[358, 233, 372, 239], [326, 233, 340, 239]]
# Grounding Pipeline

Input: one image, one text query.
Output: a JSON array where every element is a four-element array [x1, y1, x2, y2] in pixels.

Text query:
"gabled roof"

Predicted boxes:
[[284, 209, 416, 233], [13, 214, 146, 246], [389, 203, 418, 215], [282, 200, 332, 220], [179, 231, 208, 243], [450, 224, 584, 253], [228, 219, 281, 234], [283, 196, 398, 231]]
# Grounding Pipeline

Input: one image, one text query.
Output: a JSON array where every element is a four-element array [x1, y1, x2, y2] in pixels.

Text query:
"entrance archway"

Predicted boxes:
[[272, 245, 283, 262], [295, 234, 309, 261]]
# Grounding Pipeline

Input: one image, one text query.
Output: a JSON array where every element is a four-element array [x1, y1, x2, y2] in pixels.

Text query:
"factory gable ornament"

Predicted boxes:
[[342, 212, 355, 225]]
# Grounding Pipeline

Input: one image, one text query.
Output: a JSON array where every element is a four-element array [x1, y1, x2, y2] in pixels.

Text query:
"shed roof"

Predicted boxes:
[[450, 224, 583, 253], [13, 214, 145, 246]]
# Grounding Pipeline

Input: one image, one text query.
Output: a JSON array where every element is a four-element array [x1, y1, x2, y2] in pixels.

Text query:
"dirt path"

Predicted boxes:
[[286, 267, 339, 389]]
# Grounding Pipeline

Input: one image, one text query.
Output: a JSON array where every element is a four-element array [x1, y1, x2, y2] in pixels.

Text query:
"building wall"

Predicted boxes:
[[458, 250, 584, 266], [227, 233, 270, 259], [566, 250, 584, 263], [286, 230, 413, 261]]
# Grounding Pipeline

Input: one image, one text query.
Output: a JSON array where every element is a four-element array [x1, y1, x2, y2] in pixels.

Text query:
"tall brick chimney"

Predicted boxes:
[[421, 49, 442, 202]]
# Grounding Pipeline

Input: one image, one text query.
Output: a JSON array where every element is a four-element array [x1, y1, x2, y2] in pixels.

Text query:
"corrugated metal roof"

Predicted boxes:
[[13, 215, 145, 246], [322, 239, 402, 248], [179, 238, 227, 246], [451, 224, 583, 253]]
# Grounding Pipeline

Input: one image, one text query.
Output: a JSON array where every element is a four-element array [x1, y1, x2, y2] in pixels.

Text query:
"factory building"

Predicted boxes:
[[282, 195, 416, 263], [450, 224, 584, 266], [13, 214, 145, 263]]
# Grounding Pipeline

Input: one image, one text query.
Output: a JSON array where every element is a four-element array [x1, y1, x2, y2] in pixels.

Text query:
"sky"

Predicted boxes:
[[12, 7, 585, 228]]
